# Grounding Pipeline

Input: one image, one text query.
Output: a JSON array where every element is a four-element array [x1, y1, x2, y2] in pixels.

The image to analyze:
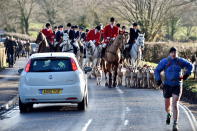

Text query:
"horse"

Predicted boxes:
[[60, 33, 74, 53], [77, 40, 85, 67], [59, 33, 81, 63], [83, 41, 102, 67], [101, 34, 127, 88], [83, 41, 102, 78], [35, 32, 51, 53], [130, 33, 145, 67]]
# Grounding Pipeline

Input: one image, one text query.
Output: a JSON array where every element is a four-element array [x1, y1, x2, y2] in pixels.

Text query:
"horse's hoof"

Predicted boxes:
[[105, 83, 108, 87]]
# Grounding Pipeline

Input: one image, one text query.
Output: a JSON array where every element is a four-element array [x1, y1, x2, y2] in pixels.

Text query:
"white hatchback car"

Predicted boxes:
[[18, 52, 92, 113]]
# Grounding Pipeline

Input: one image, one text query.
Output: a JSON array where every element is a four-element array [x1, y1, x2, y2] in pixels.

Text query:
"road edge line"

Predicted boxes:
[[179, 103, 197, 131]]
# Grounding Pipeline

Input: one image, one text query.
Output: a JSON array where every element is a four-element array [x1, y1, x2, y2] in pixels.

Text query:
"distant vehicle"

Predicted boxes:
[[30, 43, 38, 55], [18, 52, 92, 113]]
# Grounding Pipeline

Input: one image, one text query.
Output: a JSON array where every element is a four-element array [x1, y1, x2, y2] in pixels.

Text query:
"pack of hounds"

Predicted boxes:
[[93, 54, 197, 88], [93, 64, 164, 89]]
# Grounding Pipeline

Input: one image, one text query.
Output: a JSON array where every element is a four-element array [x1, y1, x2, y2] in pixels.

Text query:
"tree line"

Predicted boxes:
[[0, 0, 196, 41]]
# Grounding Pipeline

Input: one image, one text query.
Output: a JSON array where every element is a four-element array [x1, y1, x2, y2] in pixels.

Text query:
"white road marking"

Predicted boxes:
[[124, 120, 129, 126], [82, 119, 92, 131], [126, 107, 130, 112], [181, 104, 197, 126], [179, 103, 197, 131], [116, 87, 124, 94]]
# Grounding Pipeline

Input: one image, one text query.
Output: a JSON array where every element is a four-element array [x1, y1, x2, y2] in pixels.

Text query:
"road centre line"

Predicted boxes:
[[82, 119, 93, 131]]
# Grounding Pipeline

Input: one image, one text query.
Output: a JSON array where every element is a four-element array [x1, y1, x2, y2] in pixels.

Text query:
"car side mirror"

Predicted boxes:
[[18, 68, 23, 74], [84, 67, 92, 74]]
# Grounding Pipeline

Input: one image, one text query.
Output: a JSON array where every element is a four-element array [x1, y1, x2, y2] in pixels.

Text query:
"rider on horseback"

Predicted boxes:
[[41, 23, 55, 51], [86, 26, 101, 46], [64, 23, 72, 34], [119, 26, 127, 35], [102, 17, 119, 57], [67, 25, 79, 55], [54, 25, 64, 52], [85, 26, 101, 58], [79, 27, 86, 42], [128, 23, 141, 50]]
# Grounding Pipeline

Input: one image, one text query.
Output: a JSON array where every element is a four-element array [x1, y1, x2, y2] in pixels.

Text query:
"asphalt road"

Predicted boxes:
[[0, 57, 27, 108], [0, 78, 196, 131]]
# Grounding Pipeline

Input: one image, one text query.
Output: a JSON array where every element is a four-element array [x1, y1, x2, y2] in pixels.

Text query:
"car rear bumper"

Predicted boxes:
[[19, 83, 85, 104]]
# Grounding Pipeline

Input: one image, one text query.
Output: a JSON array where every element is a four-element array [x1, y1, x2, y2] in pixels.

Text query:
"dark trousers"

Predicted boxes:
[[101, 47, 106, 58], [7, 53, 14, 67], [83, 47, 86, 58], [70, 41, 78, 55]]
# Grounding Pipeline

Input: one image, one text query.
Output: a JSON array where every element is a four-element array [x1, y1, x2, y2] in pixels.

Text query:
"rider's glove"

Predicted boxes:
[[102, 44, 107, 48], [156, 80, 162, 86], [183, 74, 189, 80]]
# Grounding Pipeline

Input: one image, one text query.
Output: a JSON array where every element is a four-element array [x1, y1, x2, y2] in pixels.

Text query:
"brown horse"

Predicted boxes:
[[35, 32, 51, 53], [101, 34, 128, 88]]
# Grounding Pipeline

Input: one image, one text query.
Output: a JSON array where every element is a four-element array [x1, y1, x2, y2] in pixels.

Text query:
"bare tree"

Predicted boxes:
[[108, 0, 195, 41], [15, 0, 36, 34], [0, 0, 19, 32], [166, 16, 181, 41], [37, 0, 67, 26]]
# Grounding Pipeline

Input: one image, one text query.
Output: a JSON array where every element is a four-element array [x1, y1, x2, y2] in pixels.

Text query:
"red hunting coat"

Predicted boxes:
[[103, 24, 119, 43], [41, 28, 55, 44], [86, 29, 101, 46]]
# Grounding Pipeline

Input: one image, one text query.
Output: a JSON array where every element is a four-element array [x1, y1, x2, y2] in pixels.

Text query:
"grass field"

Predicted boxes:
[[174, 26, 197, 41], [184, 74, 197, 93], [141, 61, 158, 67], [29, 23, 44, 38]]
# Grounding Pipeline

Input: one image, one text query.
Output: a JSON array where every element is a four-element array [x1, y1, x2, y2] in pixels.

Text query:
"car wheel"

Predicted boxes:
[[78, 96, 87, 111], [19, 98, 33, 113]]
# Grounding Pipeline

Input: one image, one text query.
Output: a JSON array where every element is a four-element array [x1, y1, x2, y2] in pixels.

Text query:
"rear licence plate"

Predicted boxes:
[[41, 89, 62, 94]]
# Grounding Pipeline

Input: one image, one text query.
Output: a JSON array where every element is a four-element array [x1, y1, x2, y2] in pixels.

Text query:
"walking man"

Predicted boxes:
[[154, 47, 193, 131], [5, 37, 17, 67]]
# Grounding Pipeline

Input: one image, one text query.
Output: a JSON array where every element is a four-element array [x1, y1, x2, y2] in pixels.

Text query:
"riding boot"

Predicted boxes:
[[71, 41, 77, 55], [129, 43, 132, 51], [83, 48, 86, 58], [101, 47, 106, 58]]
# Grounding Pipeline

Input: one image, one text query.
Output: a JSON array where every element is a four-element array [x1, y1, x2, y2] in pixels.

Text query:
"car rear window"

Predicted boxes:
[[29, 57, 73, 72]]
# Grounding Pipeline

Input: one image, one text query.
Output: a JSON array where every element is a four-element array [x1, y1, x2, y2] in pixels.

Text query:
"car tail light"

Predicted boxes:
[[71, 58, 78, 71], [25, 60, 31, 72]]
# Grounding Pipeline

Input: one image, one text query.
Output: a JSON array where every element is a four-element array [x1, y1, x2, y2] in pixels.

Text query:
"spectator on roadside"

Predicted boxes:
[[5, 37, 17, 67]]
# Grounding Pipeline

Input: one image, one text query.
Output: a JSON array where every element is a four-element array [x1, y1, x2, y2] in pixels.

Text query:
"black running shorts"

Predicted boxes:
[[163, 85, 182, 98]]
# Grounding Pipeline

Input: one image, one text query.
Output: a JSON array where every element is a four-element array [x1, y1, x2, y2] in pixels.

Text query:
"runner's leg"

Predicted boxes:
[[165, 98, 172, 114]]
